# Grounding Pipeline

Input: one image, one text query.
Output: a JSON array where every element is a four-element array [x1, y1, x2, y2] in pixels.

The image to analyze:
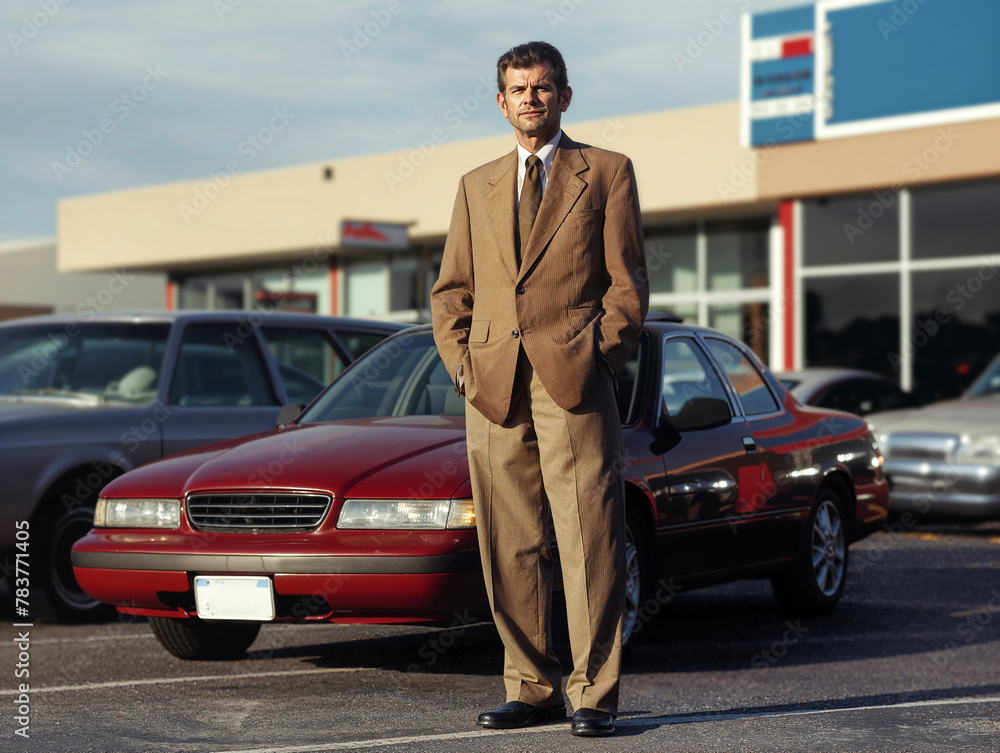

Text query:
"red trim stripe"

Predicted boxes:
[[779, 201, 796, 371], [781, 37, 812, 58]]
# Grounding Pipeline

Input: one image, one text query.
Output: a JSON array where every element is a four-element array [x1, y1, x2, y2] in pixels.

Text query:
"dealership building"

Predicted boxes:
[[58, 0, 1000, 402]]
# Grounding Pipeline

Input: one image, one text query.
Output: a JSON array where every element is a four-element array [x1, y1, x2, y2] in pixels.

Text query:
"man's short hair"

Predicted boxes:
[[497, 41, 568, 94]]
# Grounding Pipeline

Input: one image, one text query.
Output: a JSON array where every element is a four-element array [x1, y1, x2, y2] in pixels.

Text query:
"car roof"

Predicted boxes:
[[776, 367, 894, 386], [395, 315, 731, 341], [0, 310, 409, 331]]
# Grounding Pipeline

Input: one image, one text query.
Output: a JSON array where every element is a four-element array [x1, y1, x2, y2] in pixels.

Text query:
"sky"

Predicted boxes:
[[0, 0, 808, 241]]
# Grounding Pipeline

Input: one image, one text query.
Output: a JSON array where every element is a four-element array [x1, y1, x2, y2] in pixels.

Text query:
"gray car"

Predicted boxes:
[[866, 354, 1000, 518], [0, 311, 405, 619]]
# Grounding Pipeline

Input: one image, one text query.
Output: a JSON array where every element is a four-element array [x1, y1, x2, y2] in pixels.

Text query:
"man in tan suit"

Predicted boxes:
[[431, 41, 648, 738]]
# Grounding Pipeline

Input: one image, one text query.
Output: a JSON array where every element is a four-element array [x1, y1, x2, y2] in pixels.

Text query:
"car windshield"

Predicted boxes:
[[0, 322, 170, 403], [965, 358, 1000, 398], [300, 331, 463, 421]]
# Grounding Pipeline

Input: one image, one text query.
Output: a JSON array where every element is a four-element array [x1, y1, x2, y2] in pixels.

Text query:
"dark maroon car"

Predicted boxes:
[[73, 315, 889, 660]]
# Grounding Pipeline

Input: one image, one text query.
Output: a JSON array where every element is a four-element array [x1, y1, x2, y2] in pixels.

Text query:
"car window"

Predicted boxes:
[[661, 336, 733, 431], [336, 331, 387, 360], [705, 337, 779, 416], [0, 322, 169, 402], [167, 324, 277, 407], [617, 336, 646, 426], [261, 327, 349, 403], [965, 357, 1000, 398], [302, 332, 464, 421], [869, 381, 919, 412]]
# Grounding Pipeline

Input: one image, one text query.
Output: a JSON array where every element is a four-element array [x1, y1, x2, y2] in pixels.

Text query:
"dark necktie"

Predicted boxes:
[[517, 154, 543, 268]]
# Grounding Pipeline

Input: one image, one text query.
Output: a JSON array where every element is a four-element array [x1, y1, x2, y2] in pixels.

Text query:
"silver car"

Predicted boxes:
[[866, 354, 1000, 518], [0, 311, 404, 619]]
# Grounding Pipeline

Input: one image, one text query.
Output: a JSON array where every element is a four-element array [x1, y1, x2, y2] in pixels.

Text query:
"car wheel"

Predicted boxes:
[[43, 503, 113, 622], [621, 514, 649, 656], [149, 616, 262, 661], [771, 487, 848, 616]]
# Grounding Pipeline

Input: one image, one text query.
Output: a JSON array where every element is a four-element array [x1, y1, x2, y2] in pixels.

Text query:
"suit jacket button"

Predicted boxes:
[[511, 330, 519, 338], [516, 286, 525, 295]]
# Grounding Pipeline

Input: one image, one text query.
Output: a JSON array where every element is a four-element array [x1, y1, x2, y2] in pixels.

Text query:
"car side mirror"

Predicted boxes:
[[666, 397, 733, 433], [276, 403, 305, 429]]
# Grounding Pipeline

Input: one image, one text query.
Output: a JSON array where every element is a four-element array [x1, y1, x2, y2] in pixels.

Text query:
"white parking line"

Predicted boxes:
[[0, 667, 373, 696], [212, 694, 1000, 753]]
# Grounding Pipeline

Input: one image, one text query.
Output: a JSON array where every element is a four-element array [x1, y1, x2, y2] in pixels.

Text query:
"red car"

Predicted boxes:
[[73, 316, 889, 660]]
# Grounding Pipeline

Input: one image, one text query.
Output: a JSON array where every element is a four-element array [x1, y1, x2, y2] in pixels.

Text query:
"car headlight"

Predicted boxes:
[[337, 498, 476, 529], [94, 498, 181, 529], [953, 435, 1000, 464]]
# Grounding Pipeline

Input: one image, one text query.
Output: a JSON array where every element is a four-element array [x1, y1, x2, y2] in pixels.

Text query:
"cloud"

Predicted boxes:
[[0, 0, 809, 238]]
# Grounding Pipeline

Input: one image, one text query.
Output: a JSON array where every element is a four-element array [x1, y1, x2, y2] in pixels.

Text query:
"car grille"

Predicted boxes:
[[882, 433, 958, 462], [186, 493, 332, 532]]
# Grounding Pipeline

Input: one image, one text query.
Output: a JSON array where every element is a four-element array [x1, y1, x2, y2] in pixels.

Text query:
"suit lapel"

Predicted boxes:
[[518, 135, 588, 281], [483, 150, 519, 282]]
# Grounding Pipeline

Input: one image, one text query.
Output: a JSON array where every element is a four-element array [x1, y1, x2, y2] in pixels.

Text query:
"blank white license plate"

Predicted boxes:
[[194, 576, 275, 621]]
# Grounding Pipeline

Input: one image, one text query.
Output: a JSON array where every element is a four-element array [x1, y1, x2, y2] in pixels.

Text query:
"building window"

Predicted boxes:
[[912, 178, 1000, 260], [804, 274, 899, 377], [646, 218, 774, 362], [645, 225, 697, 293], [389, 254, 419, 312], [344, 260, 387, 318], [910, 268, 1000, 403], [803, 195, 898, 266], [706, 219, 769, 290]]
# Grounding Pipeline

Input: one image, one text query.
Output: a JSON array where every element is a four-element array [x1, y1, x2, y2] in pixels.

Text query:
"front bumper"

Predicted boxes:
[[71, 535, 489, 622], [883, 458, 1000, 517]]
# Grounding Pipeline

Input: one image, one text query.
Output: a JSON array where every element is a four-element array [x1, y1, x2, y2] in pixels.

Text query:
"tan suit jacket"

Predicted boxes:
[[432, 133, 649, 425]]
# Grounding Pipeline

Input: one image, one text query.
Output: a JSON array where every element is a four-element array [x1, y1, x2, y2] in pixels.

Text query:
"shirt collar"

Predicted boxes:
[[517, 129, 562, 191]]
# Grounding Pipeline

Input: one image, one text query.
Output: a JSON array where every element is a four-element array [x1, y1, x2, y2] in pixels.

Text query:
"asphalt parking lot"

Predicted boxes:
[[3, 520, 1000, 752]]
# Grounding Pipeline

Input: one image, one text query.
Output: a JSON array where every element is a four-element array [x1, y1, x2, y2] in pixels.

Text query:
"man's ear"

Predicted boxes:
[[497, 91, 508, 118], [559, 86, 572, 113]]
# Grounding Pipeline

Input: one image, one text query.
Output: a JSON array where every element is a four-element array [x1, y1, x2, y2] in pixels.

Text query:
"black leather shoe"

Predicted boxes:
[[571, 708, 616, 736], [477, 701, 566, 729]]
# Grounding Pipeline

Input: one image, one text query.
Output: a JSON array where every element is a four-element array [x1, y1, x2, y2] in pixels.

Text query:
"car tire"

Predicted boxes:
[[149, 616, 262, 661], [771, 487, 849, 616], [42, 503, 114, 622], [621, 513, 650, 657]]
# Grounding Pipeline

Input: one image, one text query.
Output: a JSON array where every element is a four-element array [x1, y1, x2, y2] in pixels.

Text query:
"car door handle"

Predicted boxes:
[[742, 436, 757, 453]]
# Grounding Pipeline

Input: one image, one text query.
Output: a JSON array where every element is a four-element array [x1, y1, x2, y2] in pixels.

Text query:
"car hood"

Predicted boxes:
[[100, 416, 471, 500], [867, 397, 1000, 438]]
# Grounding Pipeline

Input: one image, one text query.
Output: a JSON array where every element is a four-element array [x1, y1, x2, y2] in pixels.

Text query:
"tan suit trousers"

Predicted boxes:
[[465, 347, 626, 714]]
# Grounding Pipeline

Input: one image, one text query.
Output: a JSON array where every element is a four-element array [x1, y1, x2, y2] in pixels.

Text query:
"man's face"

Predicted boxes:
[[497, 63, 571, 148]]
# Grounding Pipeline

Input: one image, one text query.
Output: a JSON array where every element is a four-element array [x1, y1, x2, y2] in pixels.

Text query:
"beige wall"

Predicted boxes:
[[757, 116, 1000, 200], [58, 103, 761, 273]]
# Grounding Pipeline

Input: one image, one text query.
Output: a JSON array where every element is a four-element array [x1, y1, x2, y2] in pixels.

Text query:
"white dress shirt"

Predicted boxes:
[[516, 130, 562, 209]]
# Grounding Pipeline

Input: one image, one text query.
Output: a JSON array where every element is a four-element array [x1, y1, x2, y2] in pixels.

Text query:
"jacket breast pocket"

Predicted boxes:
[[469, 319, 490, 343]]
